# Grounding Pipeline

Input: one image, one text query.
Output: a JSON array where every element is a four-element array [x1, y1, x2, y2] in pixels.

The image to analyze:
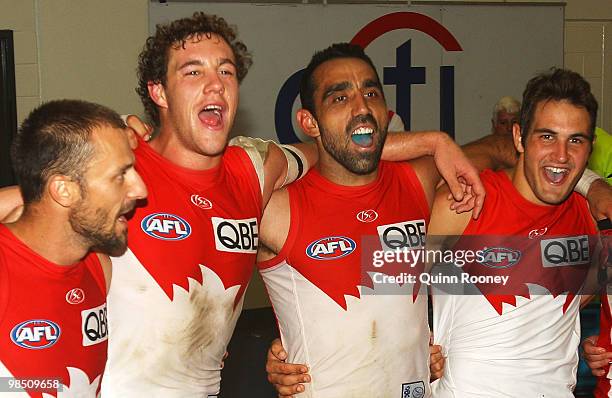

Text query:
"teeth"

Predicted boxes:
[[352, 127, 373, 135], [545, 167, 568, 174]]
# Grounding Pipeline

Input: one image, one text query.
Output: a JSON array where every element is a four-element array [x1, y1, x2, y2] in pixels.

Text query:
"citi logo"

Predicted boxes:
[[65, 288, 85, 305], [141, 213, 191, 241], [190, 194, 212, 210], [11, 320, 61, 349], [306, 236, 356, 260], [356, 209, 378, 223], [478, 247, 521, 269]]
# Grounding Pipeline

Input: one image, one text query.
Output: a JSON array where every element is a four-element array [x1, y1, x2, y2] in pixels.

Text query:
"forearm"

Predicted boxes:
[[461, 134, 517, 171], [381, 131, 448, 161]]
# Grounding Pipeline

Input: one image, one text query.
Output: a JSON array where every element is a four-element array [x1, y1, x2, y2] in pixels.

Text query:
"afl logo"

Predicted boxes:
[[478, 247, 521, 269], [190, 194, 212, 210], [66, 288, 85, 304], [356, 209, 378, 223], [141, 213, 191, 241], [306, 236, 356, 260], [11, 320, 61, 349]]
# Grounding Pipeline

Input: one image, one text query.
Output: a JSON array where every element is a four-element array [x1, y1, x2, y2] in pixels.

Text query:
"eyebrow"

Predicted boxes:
[[533, 128, 592, 140], [322, 81, 350, 101], [177, 58, 237, 71], [364, 78, 382, 90]]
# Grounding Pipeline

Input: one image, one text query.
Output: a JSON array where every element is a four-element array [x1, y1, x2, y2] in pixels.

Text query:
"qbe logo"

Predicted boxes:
[[541, 235, 590, 267], [478, 247, 521, 269], [11, 319, 61, 349], [141, 213, 191, 241], [401, 381, 425, 398], [377, 219, 426, 251], [306, 236, 356, 260], [212, 217, 259, 254], [81, 303, 108, 347]]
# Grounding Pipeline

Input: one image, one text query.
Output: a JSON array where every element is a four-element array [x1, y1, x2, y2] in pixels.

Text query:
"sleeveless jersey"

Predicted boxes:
[[0, 225, 107, 398], [432, 169, 597, 398], [259, 162, 432, 398], [102, 138, 262, 397]]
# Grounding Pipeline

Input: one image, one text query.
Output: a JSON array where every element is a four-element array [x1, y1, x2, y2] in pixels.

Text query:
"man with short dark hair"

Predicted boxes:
[[0, 99, 146, 397], [258, 42, 480, 398], [429, 68, 600, 397]]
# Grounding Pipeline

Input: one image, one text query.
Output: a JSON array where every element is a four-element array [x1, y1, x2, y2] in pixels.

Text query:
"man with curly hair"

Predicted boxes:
[[100, 12, 487, 397]]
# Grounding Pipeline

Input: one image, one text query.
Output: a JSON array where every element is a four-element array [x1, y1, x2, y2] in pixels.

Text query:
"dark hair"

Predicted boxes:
[[299, 42, 382, 116], [520, 68, 598, 145], [11, 99, 125, 204], [137, 12, 252, 126]]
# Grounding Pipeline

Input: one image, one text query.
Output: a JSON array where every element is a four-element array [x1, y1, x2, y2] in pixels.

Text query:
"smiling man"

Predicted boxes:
[[429, 68, 600, 397], [257, 43, 470, 398]]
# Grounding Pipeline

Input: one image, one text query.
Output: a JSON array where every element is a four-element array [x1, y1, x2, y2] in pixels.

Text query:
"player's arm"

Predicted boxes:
[[384, 131, 485, 218], [266, 338, 310, 397], [582, 336, 612, 377], [0, 186, 23, 222], [460, 133, 517, 171], [456, 131, 612, 220], [583, 176, 612, 221]]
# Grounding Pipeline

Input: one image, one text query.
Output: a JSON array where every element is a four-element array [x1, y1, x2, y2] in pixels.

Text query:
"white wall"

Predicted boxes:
[[37, 0, 148, 115], [564, 0, 612, 132], [5, 0, 148, 124]]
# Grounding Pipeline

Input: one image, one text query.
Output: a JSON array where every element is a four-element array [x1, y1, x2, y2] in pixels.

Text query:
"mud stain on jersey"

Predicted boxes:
[[371, 320, 377, 341], [183, 287, 233, 359]]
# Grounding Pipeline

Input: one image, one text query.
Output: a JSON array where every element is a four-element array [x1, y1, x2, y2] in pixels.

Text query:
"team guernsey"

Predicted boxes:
[[260, 162, 431, 398], [101, 137, 262, 397], [432, 169, 597, 397], [0, 225, 107, 398]]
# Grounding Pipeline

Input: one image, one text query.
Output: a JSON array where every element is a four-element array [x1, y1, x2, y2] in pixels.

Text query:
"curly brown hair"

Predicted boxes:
[[136, 12, 252, 126]]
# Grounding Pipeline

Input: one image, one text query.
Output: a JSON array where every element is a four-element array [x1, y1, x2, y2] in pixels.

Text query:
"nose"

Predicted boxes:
[[127, 170, 148, 201], [553, 140, 569, 163], [204, 71, 224, 94], [352, 93, 370, 117]]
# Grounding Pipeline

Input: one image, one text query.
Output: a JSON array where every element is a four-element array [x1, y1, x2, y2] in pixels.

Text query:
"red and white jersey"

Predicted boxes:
[[595, 292, 612, 397], [0, 225, 107, 398], [102, 138, 262, 397], [432, 169, 597, 398], [260, 162, 431, 398]]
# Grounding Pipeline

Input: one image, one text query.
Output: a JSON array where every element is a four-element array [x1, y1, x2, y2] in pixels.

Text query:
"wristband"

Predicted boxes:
[[575, 168, 603, 196]]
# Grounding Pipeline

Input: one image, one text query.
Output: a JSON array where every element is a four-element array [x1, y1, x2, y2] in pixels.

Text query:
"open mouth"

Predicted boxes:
[[198, 104, 224, 128], [117, 204, 137, 224], [351, 126, 374, 148], [543, 166, 569, 185]]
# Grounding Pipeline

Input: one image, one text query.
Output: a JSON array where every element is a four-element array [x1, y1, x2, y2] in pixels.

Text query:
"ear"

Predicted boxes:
[[47, 175, 80, 208], [296, 109, 320, 139], [148, 81, 168, 109], [512, 123, 525, 153]]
